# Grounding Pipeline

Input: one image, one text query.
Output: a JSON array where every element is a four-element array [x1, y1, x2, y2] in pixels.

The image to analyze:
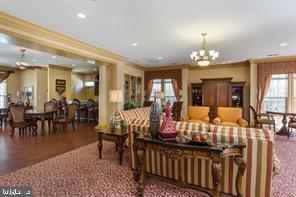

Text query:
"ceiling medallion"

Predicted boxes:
[[190, 33, 219, 66]]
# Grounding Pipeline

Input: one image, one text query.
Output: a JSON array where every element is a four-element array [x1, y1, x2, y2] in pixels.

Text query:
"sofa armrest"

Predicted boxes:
[[202, 116, 210, 123], [181, 116, 190, 122], [213, 117, 221, 125], [238, 118, 248, 127]]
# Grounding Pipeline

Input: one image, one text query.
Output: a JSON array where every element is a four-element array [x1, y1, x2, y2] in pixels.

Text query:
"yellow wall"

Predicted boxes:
[[19, 69, 37, 107], [6, 71, 20, 102], [71, 72, 98, 100], [48, 65, 72, 99]]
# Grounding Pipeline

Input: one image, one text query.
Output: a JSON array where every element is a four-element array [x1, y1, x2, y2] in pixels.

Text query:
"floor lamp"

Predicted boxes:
[[109, 90, 123, 129]]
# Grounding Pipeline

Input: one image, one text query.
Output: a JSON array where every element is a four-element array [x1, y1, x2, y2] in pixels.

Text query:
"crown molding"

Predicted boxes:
[[249, 55, 296, 64]]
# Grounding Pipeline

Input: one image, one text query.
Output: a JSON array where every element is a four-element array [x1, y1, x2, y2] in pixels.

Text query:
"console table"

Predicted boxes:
[[133, 135, 246, 197]]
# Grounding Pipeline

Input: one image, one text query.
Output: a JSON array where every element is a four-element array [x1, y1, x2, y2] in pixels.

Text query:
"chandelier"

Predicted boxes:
[[190, 33, 219, 66]]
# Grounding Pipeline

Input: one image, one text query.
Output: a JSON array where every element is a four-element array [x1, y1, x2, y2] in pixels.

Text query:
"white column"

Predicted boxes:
[[249, 63, 258, 126]]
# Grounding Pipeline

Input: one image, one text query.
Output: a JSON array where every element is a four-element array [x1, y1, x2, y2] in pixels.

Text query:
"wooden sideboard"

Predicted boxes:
[[191, 78, 246, 120]]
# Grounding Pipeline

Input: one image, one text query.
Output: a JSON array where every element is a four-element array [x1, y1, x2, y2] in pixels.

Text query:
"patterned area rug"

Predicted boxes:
[[273, 135, 296, 197], [0, 141, 210, 197]]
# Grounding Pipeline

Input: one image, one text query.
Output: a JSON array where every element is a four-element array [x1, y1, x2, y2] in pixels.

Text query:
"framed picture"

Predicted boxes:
[[56, 79, 66, 86], [56, 86, 66, 94], [24, 86, 33, 100]]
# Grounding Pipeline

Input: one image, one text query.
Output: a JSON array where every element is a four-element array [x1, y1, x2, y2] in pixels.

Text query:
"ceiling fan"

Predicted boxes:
[[15, 49, 42, 70]]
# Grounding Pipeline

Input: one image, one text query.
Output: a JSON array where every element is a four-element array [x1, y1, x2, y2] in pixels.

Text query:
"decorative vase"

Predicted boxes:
[[149, 97, 161, 139], [158, 100, 178, 139]]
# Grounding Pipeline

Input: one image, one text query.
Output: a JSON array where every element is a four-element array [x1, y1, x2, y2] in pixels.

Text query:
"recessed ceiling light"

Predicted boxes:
[[132, 43, 138, 47], [77, 12, 87, 19], [32, 59, 37, 62], [267, 53, 279, 57], [280, 43, 288, 47], [157, 57, 163, 60], [52, 56, 57, 59]]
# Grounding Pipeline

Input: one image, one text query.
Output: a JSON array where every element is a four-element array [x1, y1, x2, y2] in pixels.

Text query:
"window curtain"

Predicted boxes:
[[257, 60, 296, 112], [257, 75, 271, 113], [144, 80, 153, 101], [171, 79, 181, 101]]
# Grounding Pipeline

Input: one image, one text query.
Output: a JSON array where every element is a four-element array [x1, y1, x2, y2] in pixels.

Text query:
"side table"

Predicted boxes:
[[96, 127, 128, 165]]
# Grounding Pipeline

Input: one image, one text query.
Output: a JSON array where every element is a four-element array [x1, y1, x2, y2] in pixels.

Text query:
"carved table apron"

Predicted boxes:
[[133, 137, 246, 197]]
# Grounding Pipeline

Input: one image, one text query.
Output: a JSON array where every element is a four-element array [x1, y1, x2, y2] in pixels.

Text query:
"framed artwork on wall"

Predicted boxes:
[[56, 79, 66, 86], [56, 86, 66, 94]]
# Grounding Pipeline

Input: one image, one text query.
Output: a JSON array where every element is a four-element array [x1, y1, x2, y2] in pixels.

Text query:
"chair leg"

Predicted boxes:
[[72, 120, 76, 131], [48, 120, 51, 133], [88, 111, 90, 124], [78, 110, 81, 121], [9, 126, 15, 136]]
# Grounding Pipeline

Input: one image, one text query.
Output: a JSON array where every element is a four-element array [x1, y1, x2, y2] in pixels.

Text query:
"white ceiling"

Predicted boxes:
[[0, 0, 296, 67], [0, 42, 98, 73]]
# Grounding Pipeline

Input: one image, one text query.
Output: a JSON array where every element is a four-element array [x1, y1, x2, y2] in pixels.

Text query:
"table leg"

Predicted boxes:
[[211, 152, 222, 197], [98, 132, 103, 159], [234, 156, 246, 197], [118, 136, 124, 165], [277, 114, 290, 138]]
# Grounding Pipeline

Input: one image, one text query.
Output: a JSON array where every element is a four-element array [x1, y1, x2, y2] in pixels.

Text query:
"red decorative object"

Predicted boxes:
[[158, 100, 178, 138]]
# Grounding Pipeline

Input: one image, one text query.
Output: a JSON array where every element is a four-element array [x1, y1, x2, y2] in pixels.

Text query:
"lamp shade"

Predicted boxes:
[[109, 90, 123, 103]]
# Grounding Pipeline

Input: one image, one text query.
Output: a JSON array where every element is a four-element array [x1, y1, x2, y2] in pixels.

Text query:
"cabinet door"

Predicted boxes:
[[216, 82, 230, 107], [203, 82, 216, 106]]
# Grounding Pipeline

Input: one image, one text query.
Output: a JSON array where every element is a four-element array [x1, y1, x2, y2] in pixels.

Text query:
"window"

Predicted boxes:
[[84, 81, 94, 87], [149, 79, 176, 104], [0, 80, 7, 108], [263, 74, 288, 112]]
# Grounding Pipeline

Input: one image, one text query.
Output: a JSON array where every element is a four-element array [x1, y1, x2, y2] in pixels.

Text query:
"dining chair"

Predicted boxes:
[[9, 105, 35, 136], [250, 105, 276, 131], [86, 99, 97, 124], [72, 98, 83, 121], [288, 115, 296, 136], [42, 101, 56, 132], [53, 103, 77, 132]]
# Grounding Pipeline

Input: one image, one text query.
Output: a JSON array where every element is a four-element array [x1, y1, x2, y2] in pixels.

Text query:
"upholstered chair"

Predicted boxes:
[[181, 106, 210, 123], [213, 107, 248, 127], [9, 105, 35, 136], [86, 99, 97, 124], [53, 103, 77, 132], [288, 115, 296, 138]]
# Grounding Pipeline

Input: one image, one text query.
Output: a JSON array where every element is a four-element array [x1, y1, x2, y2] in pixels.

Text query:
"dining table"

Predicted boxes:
[[266, 111, 296, 138], [25, 109, 57, 133]]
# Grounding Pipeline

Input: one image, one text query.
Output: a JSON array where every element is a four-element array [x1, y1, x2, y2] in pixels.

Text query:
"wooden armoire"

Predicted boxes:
[[191, 78, 245, 120]]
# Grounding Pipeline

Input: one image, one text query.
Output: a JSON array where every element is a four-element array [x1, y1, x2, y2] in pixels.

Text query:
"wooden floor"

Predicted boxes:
[[0, 121, 97, 176]]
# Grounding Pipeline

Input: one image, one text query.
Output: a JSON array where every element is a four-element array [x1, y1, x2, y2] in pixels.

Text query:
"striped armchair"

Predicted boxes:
[[129, 122, 278, 197]]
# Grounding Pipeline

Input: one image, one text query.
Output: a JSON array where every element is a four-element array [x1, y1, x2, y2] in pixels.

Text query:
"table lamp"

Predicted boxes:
[[109, 90, 123, 128]]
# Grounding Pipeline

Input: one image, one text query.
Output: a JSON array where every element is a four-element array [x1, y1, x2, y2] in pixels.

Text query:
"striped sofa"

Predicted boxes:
[[129, 122, 277, 197], [117, 107, 151, 126]]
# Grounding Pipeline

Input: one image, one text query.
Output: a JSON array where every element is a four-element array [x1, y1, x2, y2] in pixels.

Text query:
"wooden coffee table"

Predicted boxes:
[[96, 127, 128, 165]]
